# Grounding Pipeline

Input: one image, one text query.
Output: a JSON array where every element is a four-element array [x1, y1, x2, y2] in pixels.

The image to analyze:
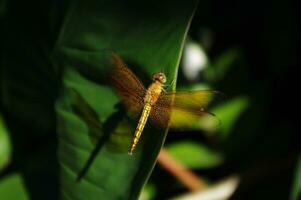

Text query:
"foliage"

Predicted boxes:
[[165, 141, 223, 169], [0, 0, 298, 200]]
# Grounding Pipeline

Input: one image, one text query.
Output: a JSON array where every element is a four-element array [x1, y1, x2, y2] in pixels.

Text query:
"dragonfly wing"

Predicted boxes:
[[150, 105, 219, 130], [158, 90, 220, 110], [149, 105, 170, 128], [169, 108, 219, 130], [149, 90, 220, 130], [110, 53, 146, 113]]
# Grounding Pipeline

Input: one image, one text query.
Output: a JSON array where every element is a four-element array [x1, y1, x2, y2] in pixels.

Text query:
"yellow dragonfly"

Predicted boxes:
[[110, 53, 219, 155]]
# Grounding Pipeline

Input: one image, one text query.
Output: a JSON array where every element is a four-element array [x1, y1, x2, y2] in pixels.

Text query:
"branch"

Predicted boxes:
[[157, 149, 207, 192]]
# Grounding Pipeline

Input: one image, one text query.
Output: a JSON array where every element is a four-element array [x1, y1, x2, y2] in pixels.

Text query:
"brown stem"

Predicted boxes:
[[157, 149, 207, 192]]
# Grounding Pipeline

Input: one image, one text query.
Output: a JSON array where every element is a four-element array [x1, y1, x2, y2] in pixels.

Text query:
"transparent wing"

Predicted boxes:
[[149, 90, 220, 129], [157, 90, 220, 110], [110, 53, 146, 113]]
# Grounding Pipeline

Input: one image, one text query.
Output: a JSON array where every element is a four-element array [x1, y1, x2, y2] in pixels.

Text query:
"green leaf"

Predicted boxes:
[[53, 1, 197, 199], [0, 0, 7, 18], [204, 48, 240, 82], [212, 96, 250, 138], [0, 173, 30, 200], [291, 155, 301, 200], [0, 115, 11, 172], [138, 183, 156, 200], [166, 141, 223, 169], [1, 2, 62, 199]]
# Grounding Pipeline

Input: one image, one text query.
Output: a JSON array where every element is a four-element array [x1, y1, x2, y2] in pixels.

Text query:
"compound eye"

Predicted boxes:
[[152, 72, 166, 83], [159, 73, 165, 79]]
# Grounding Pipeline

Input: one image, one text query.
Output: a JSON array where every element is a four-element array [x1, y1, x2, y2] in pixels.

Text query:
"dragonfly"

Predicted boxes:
[[110, 53, 219, 155]]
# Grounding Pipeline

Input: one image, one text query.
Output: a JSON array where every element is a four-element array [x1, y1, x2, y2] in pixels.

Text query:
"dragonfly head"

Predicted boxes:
[[152, 72, 166, 84]]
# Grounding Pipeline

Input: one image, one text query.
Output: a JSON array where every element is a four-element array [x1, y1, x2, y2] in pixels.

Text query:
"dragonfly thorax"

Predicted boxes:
[[144, 81, 164, 105]]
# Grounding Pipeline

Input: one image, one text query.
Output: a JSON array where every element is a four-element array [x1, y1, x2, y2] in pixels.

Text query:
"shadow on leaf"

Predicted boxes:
[[68, 89, 134, 181]]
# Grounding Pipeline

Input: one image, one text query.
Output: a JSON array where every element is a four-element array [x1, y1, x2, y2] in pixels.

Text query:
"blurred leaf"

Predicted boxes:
[[1, 1, 59, 131], [165, 141, 223, 169], [139, 183, 156, 200], [1, 1, 65, 199], [0, 115, 11, 172], [0, 0, 7, 17], [53, 1, 197, 199], [291, 154, 301, 200], [213, 96, 249, 138], [0, 173, 30, 200], [204, 48, 240, 82]]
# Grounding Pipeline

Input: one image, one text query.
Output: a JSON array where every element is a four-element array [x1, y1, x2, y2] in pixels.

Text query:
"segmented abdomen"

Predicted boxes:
[[128, 103, 152, 154]]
